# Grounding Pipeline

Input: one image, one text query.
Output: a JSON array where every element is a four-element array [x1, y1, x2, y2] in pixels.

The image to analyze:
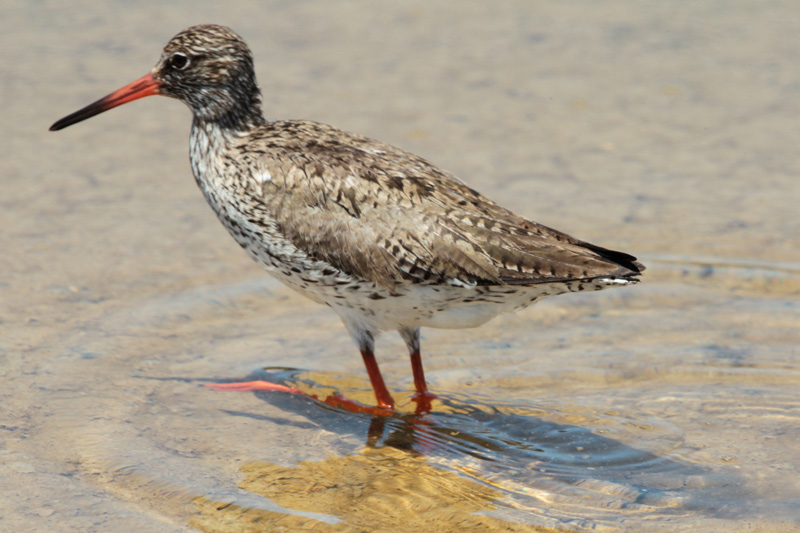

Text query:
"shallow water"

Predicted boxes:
[[3, 1, 799, 531]]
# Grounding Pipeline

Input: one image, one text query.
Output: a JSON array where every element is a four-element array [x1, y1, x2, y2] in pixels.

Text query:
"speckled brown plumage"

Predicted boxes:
[[50, 24, 644, 411]]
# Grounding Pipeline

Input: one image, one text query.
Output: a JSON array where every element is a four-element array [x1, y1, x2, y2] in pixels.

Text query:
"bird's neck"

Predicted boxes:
[[189, 117, 242, 221], [189, 117, 240, 181], [190, 83, 266, 134]]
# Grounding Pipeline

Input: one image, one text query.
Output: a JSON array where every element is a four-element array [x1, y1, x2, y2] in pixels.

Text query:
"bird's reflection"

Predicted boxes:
[[212, 367, 749, 518]]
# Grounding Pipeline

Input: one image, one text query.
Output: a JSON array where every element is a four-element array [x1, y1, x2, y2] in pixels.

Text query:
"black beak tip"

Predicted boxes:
[[49, 117, 71, 131]]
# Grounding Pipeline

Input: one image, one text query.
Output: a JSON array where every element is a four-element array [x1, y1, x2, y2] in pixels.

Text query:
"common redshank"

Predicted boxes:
[[50, 25, 644, 412]]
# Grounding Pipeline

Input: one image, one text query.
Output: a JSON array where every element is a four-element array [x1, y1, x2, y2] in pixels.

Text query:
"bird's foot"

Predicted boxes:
[[323, 393, 394, 417], [205, 380, 394, 416], [204, 381, 302, 394], [410, 390, 438, 414]]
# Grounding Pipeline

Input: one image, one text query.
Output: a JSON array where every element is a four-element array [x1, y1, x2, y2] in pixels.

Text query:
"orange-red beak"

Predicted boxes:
[[49, 73, 162, 131]]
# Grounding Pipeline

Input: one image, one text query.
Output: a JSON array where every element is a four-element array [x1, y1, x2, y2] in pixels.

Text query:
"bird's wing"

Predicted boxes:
[[247, 121, 643, 291]]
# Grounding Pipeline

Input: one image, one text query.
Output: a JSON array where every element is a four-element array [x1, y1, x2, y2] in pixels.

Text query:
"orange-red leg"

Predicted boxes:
[[207, 327, 440, 415], [360, 348, 395, 410], [400, 327, 437, 413], [206, 327, 398, 414], [409, 348, 428, 397], [206, 377, 394, 416]]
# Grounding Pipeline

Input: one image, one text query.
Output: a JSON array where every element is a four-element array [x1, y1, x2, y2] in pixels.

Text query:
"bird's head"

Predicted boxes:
[[50, 24, 263, 132]]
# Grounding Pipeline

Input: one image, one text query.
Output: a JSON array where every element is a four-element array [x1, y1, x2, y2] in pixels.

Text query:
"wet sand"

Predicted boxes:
[[2, 1, 799, 531]]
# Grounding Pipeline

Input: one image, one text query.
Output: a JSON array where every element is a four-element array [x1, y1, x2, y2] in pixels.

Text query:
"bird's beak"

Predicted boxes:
[[49, 73, 162, 131]]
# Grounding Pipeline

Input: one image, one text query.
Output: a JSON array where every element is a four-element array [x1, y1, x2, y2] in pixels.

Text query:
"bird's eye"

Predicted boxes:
[[168, 53, 190, 70]]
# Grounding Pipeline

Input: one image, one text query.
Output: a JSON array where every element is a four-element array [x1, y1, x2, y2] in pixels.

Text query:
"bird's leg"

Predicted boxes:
[[400, 327, 437, 413], [207, 379, 394, 416], [359, 332, 396, 410], [206, 381, 301, 393], [208, 329, 397, 415]]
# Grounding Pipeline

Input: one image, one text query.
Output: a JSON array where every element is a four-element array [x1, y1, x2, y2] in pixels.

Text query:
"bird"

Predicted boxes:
[[50, 24, 644, 412]]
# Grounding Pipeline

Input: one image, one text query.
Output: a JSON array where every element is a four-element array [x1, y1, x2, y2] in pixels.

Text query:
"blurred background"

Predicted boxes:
[[2, 1, 798, 531]]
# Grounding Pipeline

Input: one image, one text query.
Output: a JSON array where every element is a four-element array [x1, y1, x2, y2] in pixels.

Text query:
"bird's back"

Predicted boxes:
[[200, 119, 643, 295]]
